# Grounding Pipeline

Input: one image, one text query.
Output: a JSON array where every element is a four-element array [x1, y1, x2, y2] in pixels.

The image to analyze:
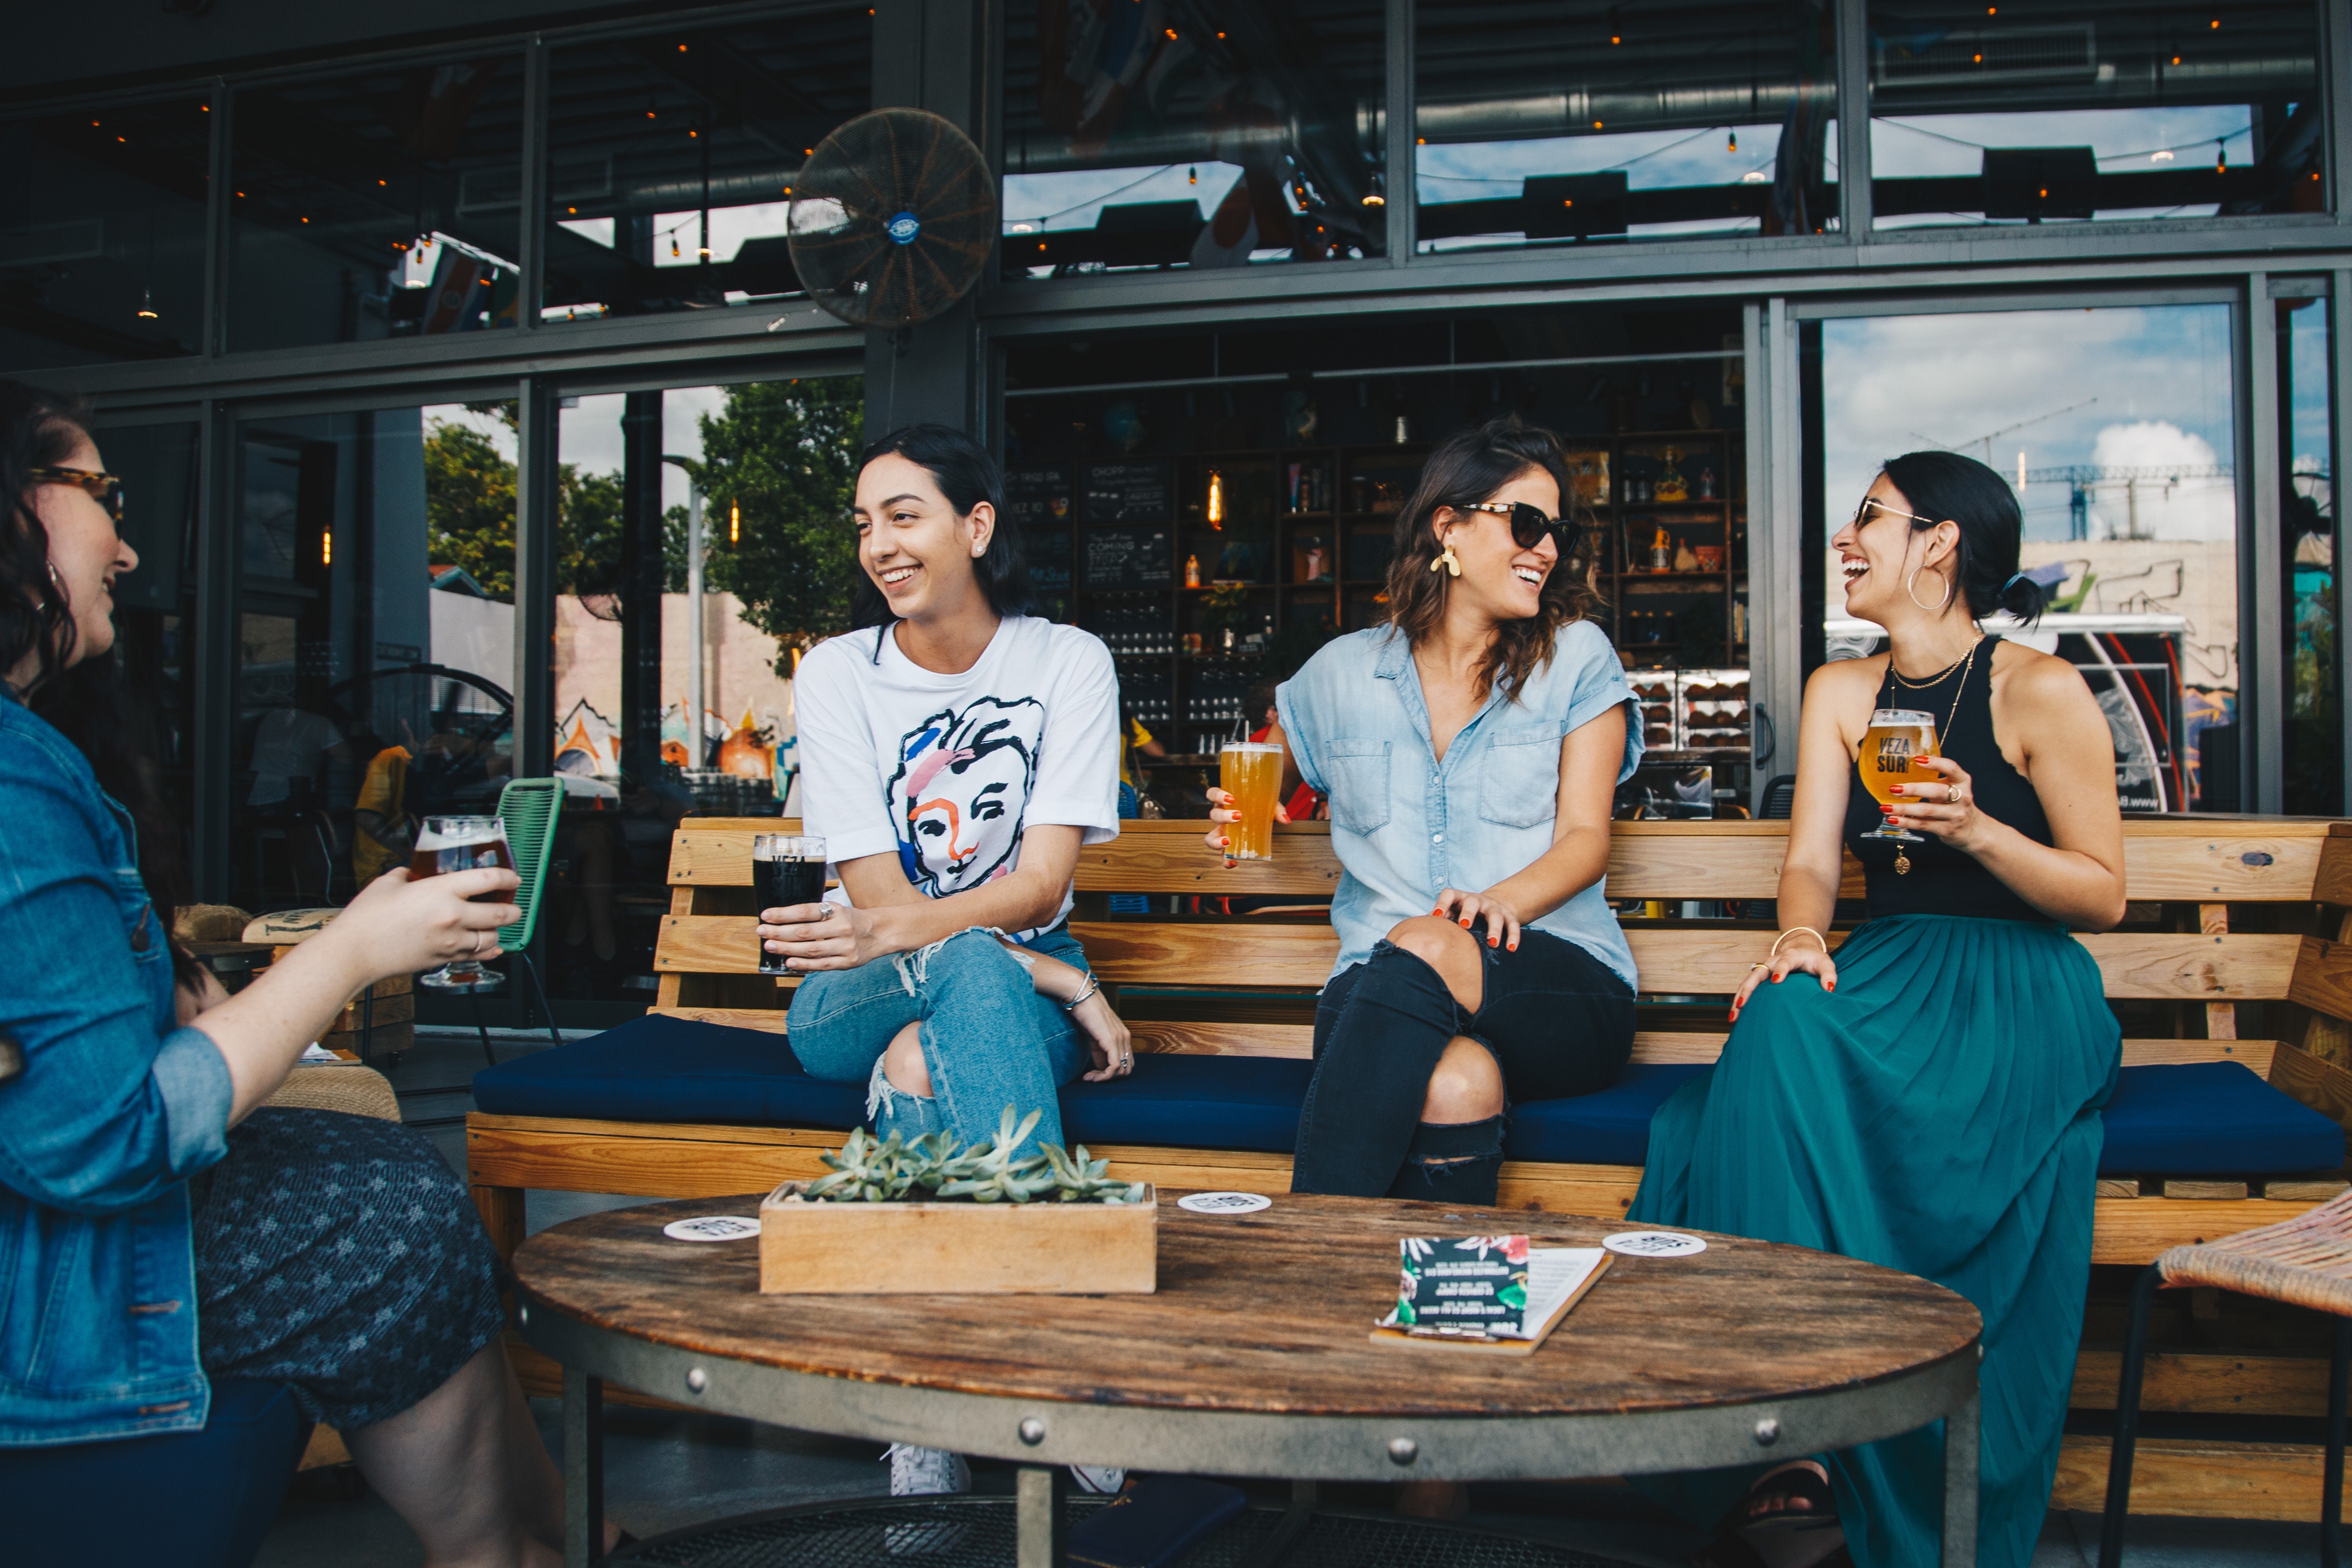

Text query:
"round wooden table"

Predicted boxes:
[[514, 1192, 1983, 1568]]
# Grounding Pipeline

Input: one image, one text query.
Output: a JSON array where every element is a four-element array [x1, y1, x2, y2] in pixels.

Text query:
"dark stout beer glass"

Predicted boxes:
[[411, 815, 514, 991], [753, 833, 828, 978]]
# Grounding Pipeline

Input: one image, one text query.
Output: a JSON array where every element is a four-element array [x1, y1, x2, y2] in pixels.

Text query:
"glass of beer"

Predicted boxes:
[[411, 816, 514, 990], [1220, 742, 1283, 861], [753, 834, 828, 977], [1859, 709, 1939, 843]]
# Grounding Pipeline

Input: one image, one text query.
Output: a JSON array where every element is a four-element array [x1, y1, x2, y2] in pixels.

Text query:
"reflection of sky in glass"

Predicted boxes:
[[1871, 107, 2254, 228], [2285, 299, 2333, 485], [1002, 165, 1239, 232], [557, 389, 726, 514], [1415, 123, 1786, 248], [1821, 305, 2236, 543]]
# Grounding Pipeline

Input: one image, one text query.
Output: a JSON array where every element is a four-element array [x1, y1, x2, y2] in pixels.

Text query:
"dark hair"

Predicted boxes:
[[850, 424, 1035, 627], [1876, 450, 2046, 623], [1, 379, 94, 696], [1382, 416, 1603, 703]]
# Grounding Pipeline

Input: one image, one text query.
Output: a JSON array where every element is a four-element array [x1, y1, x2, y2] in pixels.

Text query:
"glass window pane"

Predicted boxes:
[[1417, 1, 1840, 251], [543, 379, 858, 1014], [1869, 2, 2323, 230], [540, 13, 873, 324], [0, 96, 211, 370], [1002, 1, 1387, 276], [1815, 304, 2240, 811], [2280, 291, 2337, 813], [231, 58, 525, 353], [229, 403, 517, 918]]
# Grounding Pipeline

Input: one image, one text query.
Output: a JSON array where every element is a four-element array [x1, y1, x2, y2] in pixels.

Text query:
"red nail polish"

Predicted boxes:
[[1508, 942, 1518, 952]]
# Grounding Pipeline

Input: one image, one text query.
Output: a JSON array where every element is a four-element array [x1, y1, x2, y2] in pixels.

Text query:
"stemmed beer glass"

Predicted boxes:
[[410, 815, 514, 990], [1858, 709, 1939, 844]]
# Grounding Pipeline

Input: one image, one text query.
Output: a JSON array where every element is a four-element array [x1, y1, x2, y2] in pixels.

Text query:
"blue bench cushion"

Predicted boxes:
[[475, 1018, 2345, 1177], [474, 1014, 868, 1128]]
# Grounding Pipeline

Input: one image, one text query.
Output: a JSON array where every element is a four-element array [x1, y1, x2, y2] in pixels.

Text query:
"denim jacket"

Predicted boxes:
[[1276, 621, 1644, 989], [0, 691, 233, 1447]]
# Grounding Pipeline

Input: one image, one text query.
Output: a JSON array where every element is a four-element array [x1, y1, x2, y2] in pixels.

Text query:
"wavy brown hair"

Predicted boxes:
[[1, 380, 91, 698], [1381, 417, 1603, 703]]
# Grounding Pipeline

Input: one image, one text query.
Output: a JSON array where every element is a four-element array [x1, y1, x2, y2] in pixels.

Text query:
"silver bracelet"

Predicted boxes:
[[1062, 972, 1102, 1011]]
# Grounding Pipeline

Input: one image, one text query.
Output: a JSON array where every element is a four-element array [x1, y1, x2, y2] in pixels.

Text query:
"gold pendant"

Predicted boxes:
[[1894, 848, 1912, 875]]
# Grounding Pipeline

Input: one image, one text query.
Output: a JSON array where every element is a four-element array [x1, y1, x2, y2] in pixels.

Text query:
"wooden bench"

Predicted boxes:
[[469, 813, 2352, 1520]]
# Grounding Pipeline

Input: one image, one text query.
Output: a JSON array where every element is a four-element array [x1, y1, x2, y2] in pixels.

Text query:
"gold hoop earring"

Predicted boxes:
[[1905, 567, 1954, 612], [1430, 538, 1462, 577]]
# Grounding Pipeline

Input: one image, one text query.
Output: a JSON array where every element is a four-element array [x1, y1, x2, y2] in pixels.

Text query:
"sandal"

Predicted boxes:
[[1693, 1463, 1845, 1568]]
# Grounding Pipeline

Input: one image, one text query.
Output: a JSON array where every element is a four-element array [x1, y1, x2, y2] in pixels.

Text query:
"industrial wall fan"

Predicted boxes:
[[788, 109, 997, 329]]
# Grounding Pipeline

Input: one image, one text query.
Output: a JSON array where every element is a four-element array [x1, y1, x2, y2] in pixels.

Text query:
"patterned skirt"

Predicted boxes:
[[191, 1109, 510, 1431]]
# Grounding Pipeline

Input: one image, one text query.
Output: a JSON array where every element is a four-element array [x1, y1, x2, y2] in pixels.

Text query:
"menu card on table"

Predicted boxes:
[[1371, 1235, 1610, 1355]]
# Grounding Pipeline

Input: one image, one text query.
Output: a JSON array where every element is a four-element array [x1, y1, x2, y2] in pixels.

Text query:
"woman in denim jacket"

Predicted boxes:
[[1211, 418, 1643, 1205], [0, 382, 596, 1565]]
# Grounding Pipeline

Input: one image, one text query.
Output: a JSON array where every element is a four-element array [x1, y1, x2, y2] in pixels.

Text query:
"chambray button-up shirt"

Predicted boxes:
[[1276, 621, 1644, 989]]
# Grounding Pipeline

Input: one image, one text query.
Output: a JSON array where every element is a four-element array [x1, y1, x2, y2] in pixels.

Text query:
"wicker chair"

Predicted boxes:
[[2100, 1189, 2352, 1567]]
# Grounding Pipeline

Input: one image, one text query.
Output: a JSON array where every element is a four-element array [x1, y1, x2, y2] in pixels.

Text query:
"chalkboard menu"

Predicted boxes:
[[1023, 527, 1073, 594], [1084, 524, 1172, 588], [1005, 466, 1073, 526], [1083, 462, 1172, 524]]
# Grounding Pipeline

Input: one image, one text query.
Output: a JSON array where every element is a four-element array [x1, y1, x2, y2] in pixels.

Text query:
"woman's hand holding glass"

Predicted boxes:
[[1881, 753, 1986, 851], [1730, 932, 1837, 1023], [1203, 785, 1291, 861], [757, 901, 889, 972], [1431, 887, 1528, 952], [323, 865, 522, 982]]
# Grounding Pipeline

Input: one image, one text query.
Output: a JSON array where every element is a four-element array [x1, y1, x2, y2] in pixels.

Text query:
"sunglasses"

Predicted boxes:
[[30, 466, 126, 523], [1459, 500, 1585, 555], [1852, 497, 1935, 530]]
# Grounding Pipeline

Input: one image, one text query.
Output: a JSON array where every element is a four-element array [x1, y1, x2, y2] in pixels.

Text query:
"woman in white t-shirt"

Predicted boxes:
[[761, 424, 1131, 1166]]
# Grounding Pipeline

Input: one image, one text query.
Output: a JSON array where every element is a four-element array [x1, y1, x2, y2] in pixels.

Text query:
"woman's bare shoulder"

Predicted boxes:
[[1990, 638, 2094, 707], [1805, 654, 1885, 698]]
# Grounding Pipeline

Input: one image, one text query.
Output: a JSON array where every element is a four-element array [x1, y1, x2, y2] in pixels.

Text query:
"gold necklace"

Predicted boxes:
[[1892, 635, 1979, 875], [1888, 636, 1979, 690]]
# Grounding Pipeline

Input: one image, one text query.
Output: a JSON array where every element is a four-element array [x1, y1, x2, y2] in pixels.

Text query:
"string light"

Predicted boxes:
[[1727, 129, 1737, 153], [136, 288, 158, 320], [1206, 471, 1223, 526], [321, 530, 333, 566], [1188, 166, 1198, 184], [729, 500, 740, 544], [672, 234, 681, 257], [2216, 141, 2228, 174]]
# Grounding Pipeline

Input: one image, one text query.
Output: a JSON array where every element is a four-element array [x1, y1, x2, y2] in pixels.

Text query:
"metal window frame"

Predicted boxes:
[[2245, 274, 2285, 814]]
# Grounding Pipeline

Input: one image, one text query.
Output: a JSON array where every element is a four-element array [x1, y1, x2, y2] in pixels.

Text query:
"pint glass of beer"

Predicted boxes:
[[752, 834, 828, 977], [1858, 709, 1939, 844], [1220, 742, 1283, 860], [411, 816, 515, 990]]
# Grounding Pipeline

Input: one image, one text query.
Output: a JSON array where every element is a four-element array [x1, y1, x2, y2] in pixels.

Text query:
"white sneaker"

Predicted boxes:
[[886, 1443, 971, 1497], [1068, 1464, 1127, 1495], [885, 1444, 972, 1556]]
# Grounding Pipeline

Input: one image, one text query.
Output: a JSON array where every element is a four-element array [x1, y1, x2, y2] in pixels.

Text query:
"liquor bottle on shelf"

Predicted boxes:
[[1185, 554, 1201, 587]]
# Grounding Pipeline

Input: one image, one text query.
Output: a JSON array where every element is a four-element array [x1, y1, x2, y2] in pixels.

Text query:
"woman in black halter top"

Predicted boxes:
[[1629, 452, 2126, 1568]]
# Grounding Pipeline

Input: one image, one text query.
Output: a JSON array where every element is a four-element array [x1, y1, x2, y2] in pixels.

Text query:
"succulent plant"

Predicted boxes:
[[1040, 1141, 1146, 1204], [803, 1108, 1143, 1204], [804, 1127, 919, 1202], [935, 1107, 1055, 1203]]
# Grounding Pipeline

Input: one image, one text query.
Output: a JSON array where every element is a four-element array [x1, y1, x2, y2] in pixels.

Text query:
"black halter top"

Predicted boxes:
[[1843, 638, 2056, 923]]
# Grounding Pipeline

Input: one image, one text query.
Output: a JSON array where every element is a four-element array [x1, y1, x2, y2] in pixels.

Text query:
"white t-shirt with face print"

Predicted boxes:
[[794, 616, 1121, 940]]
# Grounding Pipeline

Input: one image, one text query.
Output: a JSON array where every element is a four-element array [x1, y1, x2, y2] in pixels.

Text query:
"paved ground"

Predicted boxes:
[[251, 1031, 2320, 1567]]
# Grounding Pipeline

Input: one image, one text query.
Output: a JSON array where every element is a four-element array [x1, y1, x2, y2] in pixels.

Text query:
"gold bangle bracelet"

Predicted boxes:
[[1769, 927, 1827, 959]]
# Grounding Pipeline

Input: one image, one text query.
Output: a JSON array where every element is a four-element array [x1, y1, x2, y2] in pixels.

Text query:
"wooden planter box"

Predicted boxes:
[[758, 1183, 1158, 1295]]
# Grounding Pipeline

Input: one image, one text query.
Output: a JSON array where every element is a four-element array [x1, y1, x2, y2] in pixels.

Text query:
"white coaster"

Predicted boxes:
[[1602, 1230, 1708, 1258], [663, 1215, 763, 1242], [1177, 1191, 1273, 1215]]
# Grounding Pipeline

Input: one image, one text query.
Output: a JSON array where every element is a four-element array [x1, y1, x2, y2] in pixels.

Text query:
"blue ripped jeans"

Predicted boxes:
[[784, 928, 1090, 1156]]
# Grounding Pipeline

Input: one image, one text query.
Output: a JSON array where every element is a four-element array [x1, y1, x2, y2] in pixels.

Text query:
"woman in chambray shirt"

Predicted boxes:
[[1210, 418, 1641, 1204], [0, 382, 596, 1564]]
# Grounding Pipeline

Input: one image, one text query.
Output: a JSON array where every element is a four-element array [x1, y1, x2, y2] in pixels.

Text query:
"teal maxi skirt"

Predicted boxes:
[[1627, 913, 2121, 1568]]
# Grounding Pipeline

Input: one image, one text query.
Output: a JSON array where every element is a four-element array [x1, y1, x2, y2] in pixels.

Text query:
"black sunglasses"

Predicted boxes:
[[1461, 500, 1584, 555], [29, 465, 126, 523]]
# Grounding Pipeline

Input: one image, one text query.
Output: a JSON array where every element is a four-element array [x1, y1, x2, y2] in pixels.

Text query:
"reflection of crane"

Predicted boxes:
[[1912, 396, 2100, 467], [2023, 464, 2234, 541]]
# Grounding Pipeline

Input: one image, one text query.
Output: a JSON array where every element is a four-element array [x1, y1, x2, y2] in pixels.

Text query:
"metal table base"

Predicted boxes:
[[534, 1309, 1978, 1568]]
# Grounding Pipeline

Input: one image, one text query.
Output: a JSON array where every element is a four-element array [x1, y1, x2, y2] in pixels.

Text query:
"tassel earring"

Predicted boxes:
[[1430, 537, 1462, 577]]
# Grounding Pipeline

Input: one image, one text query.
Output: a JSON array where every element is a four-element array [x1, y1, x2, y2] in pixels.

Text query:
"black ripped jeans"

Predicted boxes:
[[1290, 927, 1636, 1205]]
